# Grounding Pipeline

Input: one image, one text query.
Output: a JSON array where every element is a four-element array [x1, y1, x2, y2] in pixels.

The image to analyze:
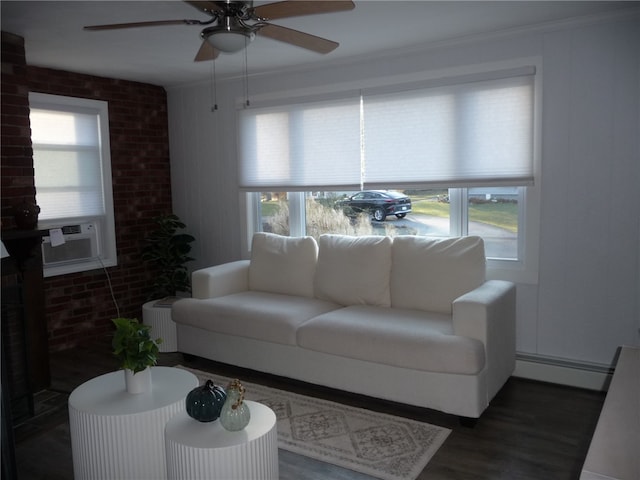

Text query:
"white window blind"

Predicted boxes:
[[31, 107, 105, 220], [362, 73, 534, 188], [238, 96, 361, 191], [238, 67, 535, 191]]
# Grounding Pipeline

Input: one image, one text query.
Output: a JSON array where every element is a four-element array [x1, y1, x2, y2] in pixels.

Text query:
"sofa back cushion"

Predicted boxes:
[[249, 233, 318, 298], [391, 236, 486, 314], [314, 234, 392, 307]]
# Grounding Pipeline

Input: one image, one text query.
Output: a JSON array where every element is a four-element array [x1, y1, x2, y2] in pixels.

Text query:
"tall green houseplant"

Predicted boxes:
[[142, 214, 195, 300]]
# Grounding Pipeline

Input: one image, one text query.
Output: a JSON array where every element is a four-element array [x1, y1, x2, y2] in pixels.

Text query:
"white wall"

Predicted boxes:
[[167, 12, 640, 376]]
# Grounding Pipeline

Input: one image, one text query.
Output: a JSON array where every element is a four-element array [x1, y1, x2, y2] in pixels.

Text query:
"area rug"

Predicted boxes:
[[177, 366, 450, 480]]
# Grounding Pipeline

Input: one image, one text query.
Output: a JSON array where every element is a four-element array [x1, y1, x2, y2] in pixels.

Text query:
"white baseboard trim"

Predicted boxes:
[[513, 354, 614, 391]]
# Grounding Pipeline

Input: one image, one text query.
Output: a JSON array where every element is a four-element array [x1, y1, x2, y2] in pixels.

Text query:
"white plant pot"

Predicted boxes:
[[124, 367, 152, 394]]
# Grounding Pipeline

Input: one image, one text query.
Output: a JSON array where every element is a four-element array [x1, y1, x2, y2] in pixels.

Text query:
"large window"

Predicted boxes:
[[29, 93, 117, 277], [241, 65, 540, 283]]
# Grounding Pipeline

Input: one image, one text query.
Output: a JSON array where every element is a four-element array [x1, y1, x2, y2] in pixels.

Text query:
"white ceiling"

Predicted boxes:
[[1, 1, 632, 87]]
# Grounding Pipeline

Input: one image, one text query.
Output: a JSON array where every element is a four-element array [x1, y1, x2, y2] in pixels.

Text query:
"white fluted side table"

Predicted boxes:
[[165, 400, 279, 480], [143, 300, 178, 352], [68, 366, 198, 480]]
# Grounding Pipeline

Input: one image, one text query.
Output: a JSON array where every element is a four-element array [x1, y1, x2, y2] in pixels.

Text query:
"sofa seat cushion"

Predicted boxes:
[[172, 293, 341, 346], [296, 305, 485, 375]]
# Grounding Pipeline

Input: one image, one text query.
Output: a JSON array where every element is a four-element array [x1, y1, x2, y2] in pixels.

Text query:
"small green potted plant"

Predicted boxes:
[[141, 213, 196, 302], [112, 317, 162, 393]]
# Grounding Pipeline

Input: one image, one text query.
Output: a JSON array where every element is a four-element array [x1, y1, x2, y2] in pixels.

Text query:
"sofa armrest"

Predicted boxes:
[[191, 260, 250, 299], [452, 280, 516, 399]]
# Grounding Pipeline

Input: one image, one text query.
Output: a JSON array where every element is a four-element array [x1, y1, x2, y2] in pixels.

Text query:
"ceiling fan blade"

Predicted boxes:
[[257, 24, 339, 54], [194, 40, 220, 62], [254, 1, 354, 20], [84, 20, 192, 31], [183, 1, 221, 15]]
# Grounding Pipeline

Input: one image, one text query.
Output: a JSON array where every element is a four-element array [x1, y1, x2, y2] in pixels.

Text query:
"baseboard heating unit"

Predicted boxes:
[[514, 353, 615, 391]]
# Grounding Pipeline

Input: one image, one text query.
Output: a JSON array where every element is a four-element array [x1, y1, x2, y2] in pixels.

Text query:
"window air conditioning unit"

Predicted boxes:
[[42, 223, 99, 266]]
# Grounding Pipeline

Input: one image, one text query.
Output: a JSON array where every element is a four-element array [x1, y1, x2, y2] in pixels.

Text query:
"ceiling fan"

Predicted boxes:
[[84, 0, 355, 62]]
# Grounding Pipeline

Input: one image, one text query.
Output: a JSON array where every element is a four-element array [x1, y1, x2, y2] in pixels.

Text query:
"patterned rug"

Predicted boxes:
[[177, 366, 450, 480]]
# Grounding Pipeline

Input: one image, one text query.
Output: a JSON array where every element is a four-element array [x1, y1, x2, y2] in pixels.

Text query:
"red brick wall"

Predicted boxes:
[[1, 32, 34, 220], [1, 31, 173, 351]]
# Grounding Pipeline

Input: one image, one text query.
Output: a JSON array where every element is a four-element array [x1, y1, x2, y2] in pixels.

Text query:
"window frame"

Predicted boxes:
[[245, 185, 539, 284], [239, 59, 541, 285], [29, 92, 117, 277]]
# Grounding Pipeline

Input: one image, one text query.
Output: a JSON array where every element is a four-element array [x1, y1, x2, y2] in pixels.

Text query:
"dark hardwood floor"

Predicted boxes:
[[12, 340, 605, 480]]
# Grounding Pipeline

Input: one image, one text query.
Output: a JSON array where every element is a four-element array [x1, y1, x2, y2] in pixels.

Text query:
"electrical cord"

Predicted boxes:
[[96, 255, 120, 318]]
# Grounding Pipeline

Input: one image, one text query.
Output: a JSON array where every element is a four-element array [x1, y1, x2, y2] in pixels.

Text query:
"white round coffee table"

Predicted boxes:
[[165, 400, 279, 480], [68, 366, 198, 480]]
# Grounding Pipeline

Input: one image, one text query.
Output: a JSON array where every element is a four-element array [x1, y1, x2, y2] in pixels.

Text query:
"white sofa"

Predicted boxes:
[[172, 232, 516, 419]]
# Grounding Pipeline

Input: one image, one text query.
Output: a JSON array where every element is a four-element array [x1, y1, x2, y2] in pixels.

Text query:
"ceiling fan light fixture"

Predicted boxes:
[[207, 30, 255, 53], [202, 20, 256, 53]]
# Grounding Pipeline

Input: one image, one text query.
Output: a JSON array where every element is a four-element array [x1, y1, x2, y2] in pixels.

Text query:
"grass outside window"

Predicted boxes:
[[259, 191, 518, 235]]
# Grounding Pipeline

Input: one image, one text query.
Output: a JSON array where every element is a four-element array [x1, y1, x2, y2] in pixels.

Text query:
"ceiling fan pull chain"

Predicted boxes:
[[243, 37, 250, 108], [210, 59, 218, 112]]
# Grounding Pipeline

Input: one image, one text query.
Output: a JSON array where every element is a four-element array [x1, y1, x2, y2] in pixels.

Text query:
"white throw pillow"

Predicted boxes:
[[314, 234, 392, 307], [249, 233, 318, 298], [391, 236, 486, 314]]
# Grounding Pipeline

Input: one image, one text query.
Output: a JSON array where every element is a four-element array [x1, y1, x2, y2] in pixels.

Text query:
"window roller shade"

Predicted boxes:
[[239, 68, 535, 191], [363, 75, 534, 188], [31, 108, 106, 220], [239, 97, 362, 191]]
